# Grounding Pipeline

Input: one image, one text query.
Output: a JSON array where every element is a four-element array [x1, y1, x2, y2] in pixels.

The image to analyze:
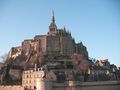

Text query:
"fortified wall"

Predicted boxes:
[[0, 69, 120, 90], [0, 81, 120, 90], [0, 86, 24, 90]]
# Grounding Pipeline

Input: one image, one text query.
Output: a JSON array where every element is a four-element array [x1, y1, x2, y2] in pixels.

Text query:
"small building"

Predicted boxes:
[[22, 69, 45, 90]]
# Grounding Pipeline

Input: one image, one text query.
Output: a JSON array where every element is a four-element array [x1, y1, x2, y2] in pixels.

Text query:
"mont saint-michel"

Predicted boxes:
[[0, 13, 120, 90]]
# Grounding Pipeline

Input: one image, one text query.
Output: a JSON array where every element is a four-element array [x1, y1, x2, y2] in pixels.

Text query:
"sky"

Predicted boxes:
[[0, 0, 120, 66]]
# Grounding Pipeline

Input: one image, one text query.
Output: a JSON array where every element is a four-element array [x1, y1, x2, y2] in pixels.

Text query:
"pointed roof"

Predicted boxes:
[[52, 11, 55, 24], [49, 11, 57, 27]]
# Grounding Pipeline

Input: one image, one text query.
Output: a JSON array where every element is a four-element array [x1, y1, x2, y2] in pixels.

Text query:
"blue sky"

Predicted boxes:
[[0, 0, 120, 66]]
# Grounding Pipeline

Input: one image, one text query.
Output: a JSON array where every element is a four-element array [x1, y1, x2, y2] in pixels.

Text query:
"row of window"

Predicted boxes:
[[24, 85, 37, 89], [23, 74, 43, 79], [23, 79, 36, 84]]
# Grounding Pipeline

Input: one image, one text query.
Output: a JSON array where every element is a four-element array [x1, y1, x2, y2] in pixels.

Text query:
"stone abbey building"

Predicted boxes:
[[22, 13, 88, 57], [7, 12, 89, 69]]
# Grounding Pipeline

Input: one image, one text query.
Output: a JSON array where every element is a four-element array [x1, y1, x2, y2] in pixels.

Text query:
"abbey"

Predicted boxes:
[[22, 13, 88, 57], [7, 13, 89, 69]]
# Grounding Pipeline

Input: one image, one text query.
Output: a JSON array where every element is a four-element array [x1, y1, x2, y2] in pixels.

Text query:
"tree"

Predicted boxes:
[[0, 53, 8, 63]]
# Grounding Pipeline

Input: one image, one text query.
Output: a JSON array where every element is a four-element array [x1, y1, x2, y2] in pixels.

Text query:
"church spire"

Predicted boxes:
[[52, 11, 55, 24], [48, 11, 57, 35]]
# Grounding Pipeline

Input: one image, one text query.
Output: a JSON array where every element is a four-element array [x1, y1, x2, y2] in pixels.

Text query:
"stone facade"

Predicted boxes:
[[22, 69, 56, 90], [22, 69, 45, 90]]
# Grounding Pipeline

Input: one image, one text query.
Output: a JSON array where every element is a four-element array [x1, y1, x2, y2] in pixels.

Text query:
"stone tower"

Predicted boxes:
[[48, 11, 57, 36]]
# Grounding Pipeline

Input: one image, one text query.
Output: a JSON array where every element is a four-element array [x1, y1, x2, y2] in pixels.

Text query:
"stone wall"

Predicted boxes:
[[1, 80, 120, 90], [0, 86, 24, 90], [53, 81, 120, 90]]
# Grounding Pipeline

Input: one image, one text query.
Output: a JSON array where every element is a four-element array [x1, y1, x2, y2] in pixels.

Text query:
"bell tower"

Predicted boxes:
[[48, 11, 57, 35]]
